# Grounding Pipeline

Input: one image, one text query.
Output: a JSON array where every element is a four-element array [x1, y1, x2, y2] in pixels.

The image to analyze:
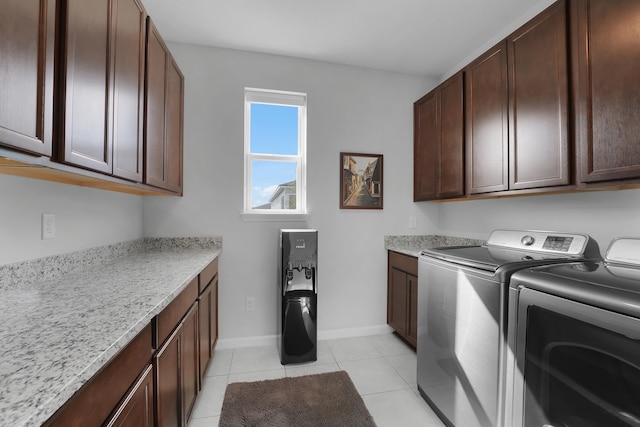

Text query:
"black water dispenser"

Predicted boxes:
[[278, 229, 317, 364]]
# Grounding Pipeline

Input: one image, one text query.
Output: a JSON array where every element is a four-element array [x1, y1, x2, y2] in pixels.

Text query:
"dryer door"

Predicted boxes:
[[512, 288, 640, 427]]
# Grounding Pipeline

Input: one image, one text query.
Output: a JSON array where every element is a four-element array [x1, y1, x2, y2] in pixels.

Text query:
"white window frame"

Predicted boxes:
[[242, 88, 308, 221]]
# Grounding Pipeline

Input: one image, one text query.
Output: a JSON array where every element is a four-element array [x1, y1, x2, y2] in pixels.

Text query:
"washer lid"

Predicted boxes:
[[420, 245, 577, 272], [419, 230, 601, 273]]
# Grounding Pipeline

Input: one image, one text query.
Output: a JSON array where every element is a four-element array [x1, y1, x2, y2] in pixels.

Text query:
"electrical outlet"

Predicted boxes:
[[409, 216, 417, 229], [42, 213, 56, 240], [245, 297, 255, 311]]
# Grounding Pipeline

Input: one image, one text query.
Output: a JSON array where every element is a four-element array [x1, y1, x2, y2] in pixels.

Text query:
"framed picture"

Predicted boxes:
[[340, 152, 383, 209]]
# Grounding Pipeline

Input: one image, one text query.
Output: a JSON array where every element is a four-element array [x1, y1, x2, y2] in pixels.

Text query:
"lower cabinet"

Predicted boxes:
[[387, 251, 418, 349], [155, 302, 199, 427], [105, 365, 154, 427], [198, 258, 219, 384]]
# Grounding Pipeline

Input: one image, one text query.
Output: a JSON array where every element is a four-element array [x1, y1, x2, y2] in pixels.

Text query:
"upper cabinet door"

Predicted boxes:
[[59, 0, 147, 179], [165, 57, 184, 194], [572, 0, 640, 183], [0, 0, 55, 156], [465, 41, 509, 194], [508, 0, 569, 190], [413, 90, 438, 201], [111, 0, 146, 181], [413, 71, 464, 201], [144, 20, 167, 190], [438, 72, 464, 198], [144, 19, 184, 194], [58, 0, 112, 173]]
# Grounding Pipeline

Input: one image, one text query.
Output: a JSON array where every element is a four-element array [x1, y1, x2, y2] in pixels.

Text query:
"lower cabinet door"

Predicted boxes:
[[210, 276, 218, 356], [198, 285, 212, 384], [105, 365, 154, 427], [155, 325, 180, 427], [181, 304, 199, 424], [407, 274, 418, 347], [155, 302, 199, 427], [388, 268, 408, 336]]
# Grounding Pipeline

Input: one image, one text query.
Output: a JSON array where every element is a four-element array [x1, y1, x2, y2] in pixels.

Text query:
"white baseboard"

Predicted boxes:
[[215, 324, 394, 350]]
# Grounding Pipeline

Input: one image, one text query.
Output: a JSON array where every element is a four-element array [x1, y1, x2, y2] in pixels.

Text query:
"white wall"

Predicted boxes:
[[143, 44, 438, 342], [0, 174, 143, 265], [438, 190, 640, 252]]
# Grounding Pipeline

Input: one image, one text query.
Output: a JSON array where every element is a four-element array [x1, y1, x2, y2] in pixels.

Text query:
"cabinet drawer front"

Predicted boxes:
[[154, 277, 198, 347], [388, 251, 418, 276], [44, 324, 153, 427], [199, 257, 218, 293]]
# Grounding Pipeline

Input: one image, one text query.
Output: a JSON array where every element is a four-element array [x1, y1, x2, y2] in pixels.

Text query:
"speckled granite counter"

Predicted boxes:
[[0, 238, 221, 427], [384, 235, 485, 257]]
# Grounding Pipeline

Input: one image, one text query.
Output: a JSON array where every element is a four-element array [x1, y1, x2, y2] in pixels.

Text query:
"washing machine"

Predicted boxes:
[[417, 229, 602, 427]]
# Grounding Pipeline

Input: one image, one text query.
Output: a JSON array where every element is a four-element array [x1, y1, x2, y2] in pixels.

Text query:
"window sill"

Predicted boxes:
[[240, 212, 310, 222]]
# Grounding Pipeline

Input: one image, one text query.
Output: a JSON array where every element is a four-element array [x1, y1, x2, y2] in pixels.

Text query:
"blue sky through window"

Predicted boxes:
[[250, 103, 299, 207], [250, 104, 298, 155]]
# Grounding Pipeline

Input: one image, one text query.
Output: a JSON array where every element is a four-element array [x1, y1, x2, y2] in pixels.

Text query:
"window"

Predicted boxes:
[[243, 88, 307, 218]]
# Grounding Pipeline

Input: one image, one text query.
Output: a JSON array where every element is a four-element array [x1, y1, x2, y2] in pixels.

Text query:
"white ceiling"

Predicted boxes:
[[142, 0, 555, 78]]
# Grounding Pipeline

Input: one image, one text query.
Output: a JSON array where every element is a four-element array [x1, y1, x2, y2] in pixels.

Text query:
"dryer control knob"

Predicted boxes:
[[521, 235, 535, 246]]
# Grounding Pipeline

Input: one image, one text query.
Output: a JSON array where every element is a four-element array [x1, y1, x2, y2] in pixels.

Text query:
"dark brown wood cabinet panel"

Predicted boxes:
[[58, 0, 147, 179], [199, 258, 218, 293], [388, 267, 408, 335], [105, 365, 154, 427], [572, 0, 640, 183], [144, 20, 167, 189], [165, 57, 184, 194], [198, 284, 212, 383], [144, 19, 184, 194], [387, 251, 418, 350], [407, 274, 418, 347], [0, 0, 55, 156], [414, 72, 464, 201], [210, 276, 218, 355], [155, 302, 199, 427], [465, 41, 509, 194], [508, 0, 569, 190], [438, 72, 465, 198], [111, 0, 146, 181], [155, 324, 180, 427], [44, 324, 153, 427], [181, 304, 199, 424], [58, 0, 112, 173], [198, 275, 219, 384], [154, 277, 198, 348], [413, 91, 438, 201]]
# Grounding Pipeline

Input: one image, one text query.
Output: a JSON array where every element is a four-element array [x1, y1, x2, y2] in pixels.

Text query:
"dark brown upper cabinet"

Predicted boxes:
[[57, 0, 146, 181], [466, 1, 569, 195], [0, 0, 56, 156], [111, 0, 147, 181], [465, 41, 509, 195], [508, 0, 569, 190], [572, 0, 640, 184], [414, 71, 464, 201], [145, 19, 184, 194]]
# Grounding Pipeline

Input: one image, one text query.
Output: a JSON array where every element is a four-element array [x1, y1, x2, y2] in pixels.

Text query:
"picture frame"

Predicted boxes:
[[340, 152, 383, 209]]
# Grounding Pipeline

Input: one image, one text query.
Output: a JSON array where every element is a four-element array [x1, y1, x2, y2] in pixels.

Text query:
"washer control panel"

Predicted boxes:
[[487, 230, 590, 255]]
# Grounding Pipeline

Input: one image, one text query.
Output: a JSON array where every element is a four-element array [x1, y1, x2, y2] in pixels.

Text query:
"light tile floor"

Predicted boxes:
[[188, 333, 445, 427]]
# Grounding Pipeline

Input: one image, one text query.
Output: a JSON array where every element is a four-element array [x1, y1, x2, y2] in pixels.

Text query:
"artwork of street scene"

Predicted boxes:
[[340, 153, 383, 209]]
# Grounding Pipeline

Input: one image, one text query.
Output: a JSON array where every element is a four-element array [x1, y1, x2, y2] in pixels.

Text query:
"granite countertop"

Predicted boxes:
[[384, 235, 485, 257], [0, 240, 221, 427]]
